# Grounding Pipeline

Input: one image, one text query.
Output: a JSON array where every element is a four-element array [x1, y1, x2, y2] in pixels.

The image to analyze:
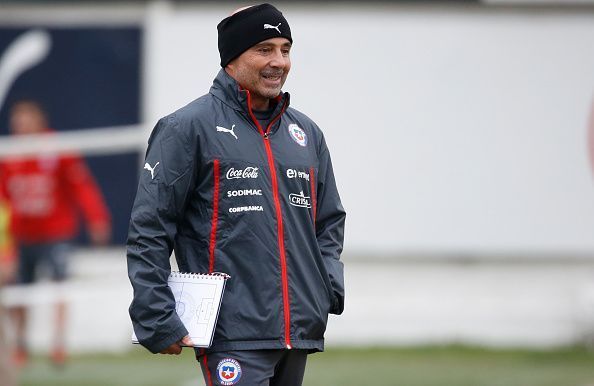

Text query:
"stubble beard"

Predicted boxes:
[[259, 85, 281, 100], [235, 65, 288, 104], [258, 74, 286, 101]]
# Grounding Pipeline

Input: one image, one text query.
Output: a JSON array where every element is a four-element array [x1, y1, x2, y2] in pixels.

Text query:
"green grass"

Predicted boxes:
[[19, 346, 594, 386]]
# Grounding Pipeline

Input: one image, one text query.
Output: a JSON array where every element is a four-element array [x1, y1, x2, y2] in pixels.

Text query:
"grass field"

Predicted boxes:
[[19, 346, 594, 386]]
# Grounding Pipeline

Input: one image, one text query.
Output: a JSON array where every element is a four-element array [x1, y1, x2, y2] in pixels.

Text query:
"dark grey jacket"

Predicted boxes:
[[127, 69, 346, 354]]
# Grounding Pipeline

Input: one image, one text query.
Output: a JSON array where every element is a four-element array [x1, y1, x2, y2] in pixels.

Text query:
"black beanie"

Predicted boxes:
[[217, 4, 292, 67]]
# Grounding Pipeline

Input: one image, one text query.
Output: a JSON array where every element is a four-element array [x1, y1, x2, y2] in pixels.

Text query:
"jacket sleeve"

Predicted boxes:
[[127, 114, 198, 353], [316, 134, 346, 315]]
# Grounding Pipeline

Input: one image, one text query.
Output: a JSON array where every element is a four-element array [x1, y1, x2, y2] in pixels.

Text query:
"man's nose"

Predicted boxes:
[[269, 49, 287, 67]]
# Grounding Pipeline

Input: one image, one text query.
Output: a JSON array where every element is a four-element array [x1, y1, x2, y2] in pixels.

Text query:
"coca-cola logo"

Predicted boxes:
[[226, 166, 259, 179]]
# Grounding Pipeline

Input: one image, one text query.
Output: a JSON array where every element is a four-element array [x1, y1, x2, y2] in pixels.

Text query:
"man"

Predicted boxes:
[[0, 100, 111, 366], [128, 4, 345, 385]]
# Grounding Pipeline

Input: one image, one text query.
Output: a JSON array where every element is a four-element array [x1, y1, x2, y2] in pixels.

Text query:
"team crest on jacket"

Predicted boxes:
[[288, 124, 307, 147], [217, 358, 242, 385]]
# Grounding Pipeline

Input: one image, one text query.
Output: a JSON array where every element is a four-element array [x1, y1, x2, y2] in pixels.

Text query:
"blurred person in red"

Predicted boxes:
[[0, 199, 16, 386], [0, 198, 16, 286], [0, 100, 111, 367]]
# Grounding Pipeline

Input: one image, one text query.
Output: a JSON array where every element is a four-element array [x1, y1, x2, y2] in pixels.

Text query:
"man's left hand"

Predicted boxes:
[[159, 335, 194, 355]]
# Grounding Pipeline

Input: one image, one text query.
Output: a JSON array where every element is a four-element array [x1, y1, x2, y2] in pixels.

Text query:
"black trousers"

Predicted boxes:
[[198, 349, 308, 386]]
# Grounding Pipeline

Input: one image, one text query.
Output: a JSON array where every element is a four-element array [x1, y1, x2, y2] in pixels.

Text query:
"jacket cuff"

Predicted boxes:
[[330, 293, 344, 315], [146, 324, 189, 354]]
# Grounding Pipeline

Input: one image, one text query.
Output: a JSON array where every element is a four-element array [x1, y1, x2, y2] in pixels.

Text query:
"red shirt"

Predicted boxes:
[[0, 152, 110, 243]]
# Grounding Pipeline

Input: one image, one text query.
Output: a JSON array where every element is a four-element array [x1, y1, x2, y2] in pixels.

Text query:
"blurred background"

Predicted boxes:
[[1, 0, 594, 385]]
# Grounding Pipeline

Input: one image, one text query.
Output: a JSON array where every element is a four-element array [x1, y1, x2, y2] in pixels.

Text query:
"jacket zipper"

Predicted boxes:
[[309, 166, 317, 228], [245, 90, 292, 349], [208, 159, 220, 273]]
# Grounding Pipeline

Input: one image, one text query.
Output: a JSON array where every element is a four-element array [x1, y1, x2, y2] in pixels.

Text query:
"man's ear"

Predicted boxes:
[[225, 63, 236, 78]]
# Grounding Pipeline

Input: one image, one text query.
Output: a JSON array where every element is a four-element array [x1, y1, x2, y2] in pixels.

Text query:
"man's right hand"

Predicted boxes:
[[159, 335, 194, 355]]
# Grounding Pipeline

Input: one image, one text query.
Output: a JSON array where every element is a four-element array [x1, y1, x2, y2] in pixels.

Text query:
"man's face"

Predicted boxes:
[[10, 103, 46, 135], [226, 37, 292, 109]]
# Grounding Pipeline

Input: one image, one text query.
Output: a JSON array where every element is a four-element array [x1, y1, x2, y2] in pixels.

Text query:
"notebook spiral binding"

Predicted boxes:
[[170, 271, 231, 280]]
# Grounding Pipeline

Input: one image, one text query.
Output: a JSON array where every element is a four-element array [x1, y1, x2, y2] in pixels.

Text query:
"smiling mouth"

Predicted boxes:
[[262, 73, 282, 83]]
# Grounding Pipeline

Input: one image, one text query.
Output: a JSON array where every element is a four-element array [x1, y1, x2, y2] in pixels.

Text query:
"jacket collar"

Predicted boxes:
[[209, 69, 290, 133]]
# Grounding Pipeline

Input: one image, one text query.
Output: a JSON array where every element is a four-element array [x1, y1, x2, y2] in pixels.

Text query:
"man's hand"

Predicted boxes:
[[0, 254, 16, 285], [89, 223, 111, 246], [159, 335, 194, 355]]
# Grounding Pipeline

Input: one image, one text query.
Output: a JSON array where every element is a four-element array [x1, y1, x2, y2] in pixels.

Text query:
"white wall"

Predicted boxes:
[[2, 2, 592, 256], [6, 251, 594, 352], [145, 3, 594, 256]]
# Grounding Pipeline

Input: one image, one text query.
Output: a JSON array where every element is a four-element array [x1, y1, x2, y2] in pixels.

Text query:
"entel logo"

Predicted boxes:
[[226, 167, 259, 179], [286, 168, 310, 182]]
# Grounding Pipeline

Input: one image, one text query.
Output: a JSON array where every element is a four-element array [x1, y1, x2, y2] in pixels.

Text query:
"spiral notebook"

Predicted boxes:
[[132, 271, 230, 348]]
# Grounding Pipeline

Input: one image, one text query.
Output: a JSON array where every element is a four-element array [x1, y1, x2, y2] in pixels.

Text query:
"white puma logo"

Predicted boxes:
[[144, 161, 160, 179], [216, 124, 238, 140], [263, 23, 282, 34]]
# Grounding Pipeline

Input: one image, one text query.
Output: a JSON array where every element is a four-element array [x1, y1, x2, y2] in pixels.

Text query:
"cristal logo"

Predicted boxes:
[[286, 168, 310, 182], [226, 167, 259, 179], [289, 191, 311, 208]]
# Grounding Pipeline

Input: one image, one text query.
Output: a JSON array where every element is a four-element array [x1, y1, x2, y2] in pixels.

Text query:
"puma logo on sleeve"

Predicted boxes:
[[144, 161, 160, 179]]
